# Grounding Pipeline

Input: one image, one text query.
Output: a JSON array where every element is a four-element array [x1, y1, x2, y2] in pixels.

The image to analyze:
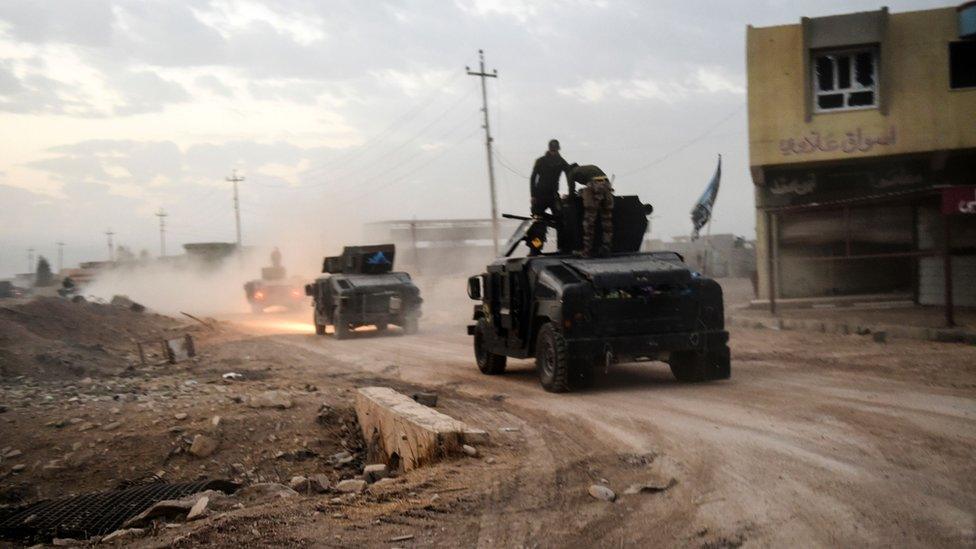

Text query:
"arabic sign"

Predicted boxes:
[[779, 127, 897, 157], [760, 160, 935, 209], [942, 186, 976, 215]]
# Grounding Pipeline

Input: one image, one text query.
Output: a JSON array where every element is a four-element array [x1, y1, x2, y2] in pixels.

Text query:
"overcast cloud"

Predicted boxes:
[[0, 0, 949, 276]]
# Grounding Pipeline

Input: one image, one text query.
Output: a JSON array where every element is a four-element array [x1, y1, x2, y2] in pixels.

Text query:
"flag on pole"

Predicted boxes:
[[690, 154, 721, 240]]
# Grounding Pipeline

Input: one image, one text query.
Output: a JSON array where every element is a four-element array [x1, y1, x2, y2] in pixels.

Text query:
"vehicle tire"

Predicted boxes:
[[402, 316, 419, 335], [536, 322, 570, 393], [333, 309, 351, 340], [474, 318, 506, 375]]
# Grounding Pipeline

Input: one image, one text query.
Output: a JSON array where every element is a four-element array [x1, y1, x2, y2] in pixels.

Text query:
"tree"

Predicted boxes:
[[35, 256, 54, 287]]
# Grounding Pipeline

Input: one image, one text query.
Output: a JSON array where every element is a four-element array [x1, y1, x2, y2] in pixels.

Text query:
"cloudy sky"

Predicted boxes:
[[0, 0, 948, 276]]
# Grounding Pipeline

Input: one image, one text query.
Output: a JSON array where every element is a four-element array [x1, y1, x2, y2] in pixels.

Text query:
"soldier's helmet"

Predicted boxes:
[[548, 139, 560, 151]]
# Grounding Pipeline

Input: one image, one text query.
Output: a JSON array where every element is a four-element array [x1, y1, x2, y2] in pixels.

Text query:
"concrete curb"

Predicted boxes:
[[727, 315, 976, 345]]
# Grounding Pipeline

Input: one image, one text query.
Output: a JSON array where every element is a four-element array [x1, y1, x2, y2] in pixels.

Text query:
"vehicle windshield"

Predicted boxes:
[[343, 274, 409, 288]]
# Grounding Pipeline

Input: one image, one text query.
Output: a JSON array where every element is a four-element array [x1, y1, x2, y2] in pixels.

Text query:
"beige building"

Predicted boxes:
[[747, 5, 976, 318]]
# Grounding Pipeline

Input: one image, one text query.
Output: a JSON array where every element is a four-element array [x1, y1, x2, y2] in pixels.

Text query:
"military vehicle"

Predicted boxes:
[[305, 244, 422, 339], [466, 192, 730, 393], [243, 264, 305, 313]]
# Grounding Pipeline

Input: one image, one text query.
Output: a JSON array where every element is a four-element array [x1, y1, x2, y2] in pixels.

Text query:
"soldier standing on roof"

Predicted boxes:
[[570, 165, 614, 258], [529, 139, 570, 217]]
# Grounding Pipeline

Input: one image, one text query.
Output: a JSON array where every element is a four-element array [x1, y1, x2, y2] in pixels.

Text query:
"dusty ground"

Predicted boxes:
[[2, 282, 976, 547]]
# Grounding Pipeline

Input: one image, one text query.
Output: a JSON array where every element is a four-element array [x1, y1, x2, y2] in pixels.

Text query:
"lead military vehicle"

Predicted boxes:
[[466, 192, 730, 392], [305, 244, 422, 339]]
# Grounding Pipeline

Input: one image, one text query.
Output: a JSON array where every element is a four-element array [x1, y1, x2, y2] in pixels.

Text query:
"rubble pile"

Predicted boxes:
[[0, 297, 192, 379]]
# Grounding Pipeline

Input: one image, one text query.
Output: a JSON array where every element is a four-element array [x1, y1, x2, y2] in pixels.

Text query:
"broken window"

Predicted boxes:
[[812, 48, 878, 112], [949, 41, 976, 89]]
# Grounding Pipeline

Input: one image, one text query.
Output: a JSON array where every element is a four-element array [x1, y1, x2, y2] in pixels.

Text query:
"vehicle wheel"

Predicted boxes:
[[402, 316, 419, 335], [314, 322, 326, 335], [536, 322, 570, 393], [474, 318, 506, 375], [670, 347, 731, 382], [333, 309, 351, 340]]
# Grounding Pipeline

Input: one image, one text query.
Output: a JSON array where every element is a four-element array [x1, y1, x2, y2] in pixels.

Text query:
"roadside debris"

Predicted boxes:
[[337, 479, 367, 493], [222, 372, 244, 381], [588, 484, 617, 502], [248, 390, 294, 409], [180, 311, 216, 330], [462, 444, 479, 457], [110, 295, 146, 313], [412, 392, 438, 407], [189, 434, 218, 458], [136, 334, 196, 365], [362, 463, 389, 483], [623, 477, 677, 495]]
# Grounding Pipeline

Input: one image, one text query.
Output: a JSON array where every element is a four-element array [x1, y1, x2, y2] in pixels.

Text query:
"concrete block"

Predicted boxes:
[[355, 387, 468, 471]]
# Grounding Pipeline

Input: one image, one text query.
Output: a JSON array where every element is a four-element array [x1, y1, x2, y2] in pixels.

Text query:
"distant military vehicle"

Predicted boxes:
[[305, 244, 422, 339], [466, 193, 730, 392], [243, 260, 305, 314]]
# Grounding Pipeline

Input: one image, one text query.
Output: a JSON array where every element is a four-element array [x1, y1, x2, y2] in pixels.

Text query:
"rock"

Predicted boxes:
[[316, 404, 337, 425], [189, 434, 218, 458], [174, 413, 188, 420], [390, 534, 414, 542], [51, 538, 81, 546], [289, 476, 310, 491], [3, 449, 22, 459], [372, 477, 397, 488], [362, 463, 388, 483], [122, 499, 194, 528], [78, 422, 95, 431], [210, 416, 222, 428], [307, 474, 330, 493], [99, 528, 146, 543], [485, 457, 496, 464], [872, 331, 888, 343], [110, 295, 145, 313], [101, 421, 122, 431], [412, 392, 438, 407], [623, 477, 676, 495], [499, 427, 520, 433], [329, 451, 354, 466], [100, 528, 145, 543], [336, 479, 367, 493], [248, 390, 293, 409], [463, 429, 490, 445], [11, 464, 26, 472], [186, 496, 209, 521], [462, 444, 479, 457], [588, 484, 616, 502], [235, 483, 299, 502]]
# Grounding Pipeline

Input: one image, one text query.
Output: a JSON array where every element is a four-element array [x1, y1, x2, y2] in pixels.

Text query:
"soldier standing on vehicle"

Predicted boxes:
[[271, 246, 282, 268], [571, 165, 614, 257], [529, 139, 570, 217]]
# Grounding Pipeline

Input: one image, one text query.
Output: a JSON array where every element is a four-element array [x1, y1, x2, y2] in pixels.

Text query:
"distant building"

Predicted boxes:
[[747, 5, 976, 309], [645, 234, 756, 279], [364, 219, 520, 275]]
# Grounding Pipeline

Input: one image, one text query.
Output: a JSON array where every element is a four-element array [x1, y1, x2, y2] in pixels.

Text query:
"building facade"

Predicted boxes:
[[747, 5, 976, 313]]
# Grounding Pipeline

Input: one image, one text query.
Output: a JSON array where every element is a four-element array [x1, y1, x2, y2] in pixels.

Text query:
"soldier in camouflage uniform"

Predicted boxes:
[[570, 165, 614, 257]]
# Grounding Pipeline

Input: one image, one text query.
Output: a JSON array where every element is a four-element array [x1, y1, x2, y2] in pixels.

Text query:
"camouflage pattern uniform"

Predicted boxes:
[[568, 165, 614, 257]]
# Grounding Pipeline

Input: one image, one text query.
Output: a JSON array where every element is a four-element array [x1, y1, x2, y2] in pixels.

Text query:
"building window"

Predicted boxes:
[[812, 48, 878, 112], [949, 41, 976, 89]]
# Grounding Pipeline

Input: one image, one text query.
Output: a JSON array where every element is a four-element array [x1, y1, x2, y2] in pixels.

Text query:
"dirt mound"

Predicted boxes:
[[0, 297, 188, 380]]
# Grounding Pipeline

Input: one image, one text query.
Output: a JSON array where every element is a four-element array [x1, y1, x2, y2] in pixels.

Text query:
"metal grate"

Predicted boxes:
[[0, 479, 238, 543]]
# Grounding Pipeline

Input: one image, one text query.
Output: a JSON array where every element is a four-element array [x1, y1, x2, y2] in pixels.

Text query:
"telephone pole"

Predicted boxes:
[[27, 247, 35, 273], [226, 170, 245, 249], [105, 229, 115, 262], [466, 49, 500, 256], [155, 208, 168, 257], [56, 241, 65, 273]]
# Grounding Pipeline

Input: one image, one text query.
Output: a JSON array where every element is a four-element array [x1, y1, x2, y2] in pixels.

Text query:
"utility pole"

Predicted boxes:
[[56, 242, 65, 273], [226, 170, 245, 249], [155, 208, 168, 258], [105, 229, 115, 262], [466, 49, 500, 256], [27, 247, 35, 273]]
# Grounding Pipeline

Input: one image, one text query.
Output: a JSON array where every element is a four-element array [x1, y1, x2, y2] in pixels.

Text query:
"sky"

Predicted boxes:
[[0, 0, 950, 277]]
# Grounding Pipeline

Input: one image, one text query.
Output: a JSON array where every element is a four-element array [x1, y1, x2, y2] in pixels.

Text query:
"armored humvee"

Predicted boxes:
[[244, 266, 305, 313], [466, 193, 730, 392], [305, 244, 422, 339]]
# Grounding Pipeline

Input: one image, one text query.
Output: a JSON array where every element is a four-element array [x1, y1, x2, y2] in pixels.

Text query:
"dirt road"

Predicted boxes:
[[228, 308, 976, 547]]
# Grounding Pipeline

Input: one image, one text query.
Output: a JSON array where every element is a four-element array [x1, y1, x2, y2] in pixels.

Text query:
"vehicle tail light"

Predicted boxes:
[[254, 291, 265, 300]]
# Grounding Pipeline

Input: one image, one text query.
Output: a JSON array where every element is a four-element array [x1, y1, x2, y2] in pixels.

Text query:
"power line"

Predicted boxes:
[[56, 241, 65, 273], [617, 105, 744, 178], [467, 48, 500, 255], [104, 229, 115, 262], [155, 208, 168, 257], [226, 170, 245, 248]]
